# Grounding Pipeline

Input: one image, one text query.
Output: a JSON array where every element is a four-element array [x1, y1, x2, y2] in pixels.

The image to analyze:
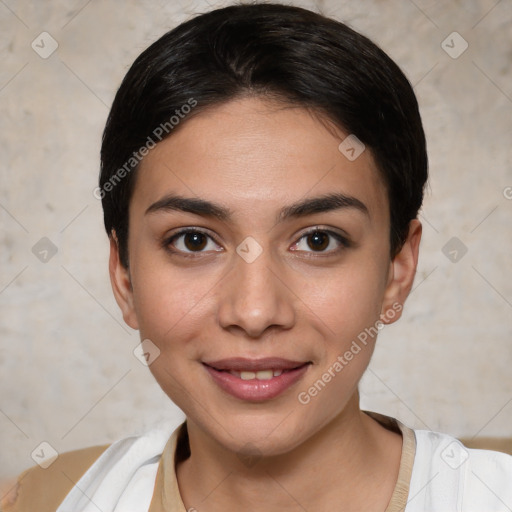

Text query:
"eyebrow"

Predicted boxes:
[[145, 192, 369, 222]]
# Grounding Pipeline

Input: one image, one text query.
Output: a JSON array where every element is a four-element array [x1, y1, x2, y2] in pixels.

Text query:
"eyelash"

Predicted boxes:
[[163, 227, 350, 259]]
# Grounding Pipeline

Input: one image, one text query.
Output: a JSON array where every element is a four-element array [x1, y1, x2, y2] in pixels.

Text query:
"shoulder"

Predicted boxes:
[[1, 444, 110, 512], [56, 423, 182, 511], [408, 428, 512, 511], [2, 423, 183, 512]]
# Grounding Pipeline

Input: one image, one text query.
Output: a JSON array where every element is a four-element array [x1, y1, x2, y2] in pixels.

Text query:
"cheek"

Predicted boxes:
[[296, 261, 387, 341], [131, 266, 215, 403], [129, 256, 218, 346], [294, 272, 384, 419]]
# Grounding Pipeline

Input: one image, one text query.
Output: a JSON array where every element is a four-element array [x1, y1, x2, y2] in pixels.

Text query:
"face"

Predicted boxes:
[[110, 96, 421, 457]]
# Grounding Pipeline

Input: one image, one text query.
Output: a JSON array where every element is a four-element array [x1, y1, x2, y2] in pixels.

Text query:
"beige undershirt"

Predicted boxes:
[[148, 410, 417, 512]]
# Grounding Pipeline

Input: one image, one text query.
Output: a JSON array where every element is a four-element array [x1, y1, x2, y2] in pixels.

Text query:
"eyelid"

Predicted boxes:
[[163, 227, 223, 257], [163, 225, 351, 257], [291, 226, 351, 255], [296, 225, 350, 242]]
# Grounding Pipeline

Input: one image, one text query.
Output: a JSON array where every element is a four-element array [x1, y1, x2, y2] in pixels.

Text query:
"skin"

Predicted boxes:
[[110, 96, 422, 511]]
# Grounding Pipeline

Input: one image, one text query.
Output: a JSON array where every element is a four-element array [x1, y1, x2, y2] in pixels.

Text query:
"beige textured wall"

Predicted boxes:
[[1, 0, 511, 478]]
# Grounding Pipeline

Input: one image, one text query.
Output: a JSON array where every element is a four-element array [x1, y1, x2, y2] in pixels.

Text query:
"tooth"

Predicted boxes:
[[255, 370, 273, 380], [241, 371, 256, 380], [273, 370, 282, 377]]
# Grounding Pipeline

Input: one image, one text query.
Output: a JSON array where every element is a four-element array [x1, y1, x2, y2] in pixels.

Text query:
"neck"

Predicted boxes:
[[176, 395, 402, 512]]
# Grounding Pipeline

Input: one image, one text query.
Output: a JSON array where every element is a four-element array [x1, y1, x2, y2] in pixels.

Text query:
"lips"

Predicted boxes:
[[203, 358, 311, 401], [204, 357, 308, 372]]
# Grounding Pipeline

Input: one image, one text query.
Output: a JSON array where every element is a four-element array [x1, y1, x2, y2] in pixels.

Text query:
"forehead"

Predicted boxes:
[[132, 96, 388, 226]]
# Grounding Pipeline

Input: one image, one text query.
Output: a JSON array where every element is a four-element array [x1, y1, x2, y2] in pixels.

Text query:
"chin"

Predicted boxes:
[[210, 410, 312, 458]]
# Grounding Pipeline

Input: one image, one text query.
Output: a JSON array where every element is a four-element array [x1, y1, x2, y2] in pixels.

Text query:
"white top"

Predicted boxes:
[[55, 414, 512, 512], [407, 429, 512, 511]]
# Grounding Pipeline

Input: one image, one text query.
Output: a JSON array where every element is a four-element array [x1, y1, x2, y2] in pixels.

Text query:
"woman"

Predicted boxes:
[[3, 3, 511, 511]]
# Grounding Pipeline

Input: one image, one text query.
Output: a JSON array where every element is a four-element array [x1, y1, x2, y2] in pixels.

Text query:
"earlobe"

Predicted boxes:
[[109, 233, 139, 330], [380, 219, 422, 325]]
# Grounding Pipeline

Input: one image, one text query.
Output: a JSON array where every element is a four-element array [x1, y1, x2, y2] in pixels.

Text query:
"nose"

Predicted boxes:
[[216, 243, 296, 339]]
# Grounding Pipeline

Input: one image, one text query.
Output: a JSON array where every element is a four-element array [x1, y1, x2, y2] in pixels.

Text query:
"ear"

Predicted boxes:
[[380, 219, 422, 325], [109, 233, 139, 330]]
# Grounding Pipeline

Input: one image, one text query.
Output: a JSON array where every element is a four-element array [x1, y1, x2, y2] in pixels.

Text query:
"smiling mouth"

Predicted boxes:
[[207, 366, 308, 381], [202, 358, 311, 401], [203, 357, 310, 375], [228, 369, 286, 380]]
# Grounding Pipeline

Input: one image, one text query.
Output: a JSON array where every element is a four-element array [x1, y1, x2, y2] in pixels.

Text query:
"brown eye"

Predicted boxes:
[[165, 229, 222, 255], [183, 232, 207, 251], [307, 231, 330, 251], [291, 228, 349, 255]]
